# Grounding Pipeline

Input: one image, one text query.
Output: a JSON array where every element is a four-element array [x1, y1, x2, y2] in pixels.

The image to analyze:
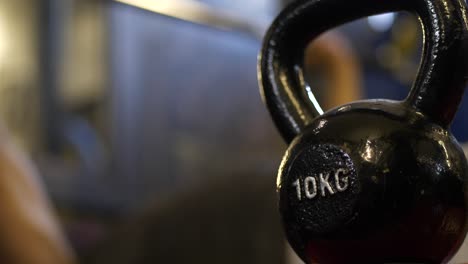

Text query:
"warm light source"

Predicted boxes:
[[114, 0, 266, 38], [116, 0, 209, 23]]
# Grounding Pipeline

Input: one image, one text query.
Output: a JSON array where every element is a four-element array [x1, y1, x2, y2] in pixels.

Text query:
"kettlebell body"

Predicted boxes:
[[259, 0, 468, 263], [279, 100, 467, 263]]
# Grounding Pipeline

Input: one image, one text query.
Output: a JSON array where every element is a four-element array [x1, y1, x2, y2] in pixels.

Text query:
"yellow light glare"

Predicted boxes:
[[115, 0, 212, 24], [114, 0, 265, 38]]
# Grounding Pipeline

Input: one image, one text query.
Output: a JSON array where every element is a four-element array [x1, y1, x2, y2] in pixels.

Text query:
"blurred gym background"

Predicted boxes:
[[1, 0, 467, 263]]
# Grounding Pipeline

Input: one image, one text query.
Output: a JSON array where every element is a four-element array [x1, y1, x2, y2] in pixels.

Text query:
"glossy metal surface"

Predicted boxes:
[[259, 0, 468, 143], [279, 101, 468, 263], [259, 0, 468, 263]]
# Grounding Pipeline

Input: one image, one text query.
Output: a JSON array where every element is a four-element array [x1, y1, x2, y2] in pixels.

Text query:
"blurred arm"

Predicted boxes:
[[305, 31, 362, 109], [0, 129, 76, 264]]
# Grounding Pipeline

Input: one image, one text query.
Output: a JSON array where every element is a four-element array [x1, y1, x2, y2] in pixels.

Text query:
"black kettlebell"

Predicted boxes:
[[259, 0, 468, 263]]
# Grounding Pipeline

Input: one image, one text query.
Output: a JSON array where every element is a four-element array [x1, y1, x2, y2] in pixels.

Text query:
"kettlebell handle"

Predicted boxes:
[[259, 0, 468, 143]]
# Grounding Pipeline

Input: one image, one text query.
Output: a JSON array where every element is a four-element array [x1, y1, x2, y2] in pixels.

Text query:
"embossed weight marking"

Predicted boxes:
[[259, 0, 468, 263], [292, 168, 350, 201], [280, 143, 359, 239]]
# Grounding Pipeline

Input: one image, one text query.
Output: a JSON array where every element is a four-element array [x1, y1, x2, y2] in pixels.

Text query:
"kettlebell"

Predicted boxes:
[[259, 0, 468, 263]]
